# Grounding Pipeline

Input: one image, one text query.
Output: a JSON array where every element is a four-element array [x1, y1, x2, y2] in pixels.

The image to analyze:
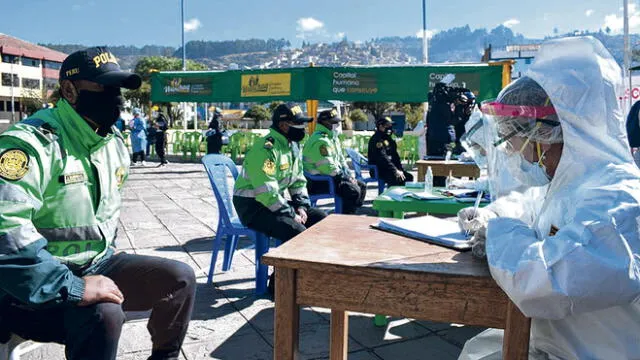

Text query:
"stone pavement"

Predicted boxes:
[[21, 160, 484, 360]]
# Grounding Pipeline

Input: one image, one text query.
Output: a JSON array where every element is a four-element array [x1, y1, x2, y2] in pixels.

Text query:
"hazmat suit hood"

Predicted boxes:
[[464, 36, 640, 360]]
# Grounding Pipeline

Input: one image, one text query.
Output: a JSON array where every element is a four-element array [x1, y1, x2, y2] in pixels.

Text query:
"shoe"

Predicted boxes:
[[140, 161, 147, 166]]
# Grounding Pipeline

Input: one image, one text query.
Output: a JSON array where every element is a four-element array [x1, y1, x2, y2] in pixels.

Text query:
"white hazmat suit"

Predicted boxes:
[[460, 36, 640, 359]]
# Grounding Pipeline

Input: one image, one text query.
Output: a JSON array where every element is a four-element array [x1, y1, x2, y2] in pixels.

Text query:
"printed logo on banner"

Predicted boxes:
[[241, 73, 291, 97], [164, 78, 212, 95]]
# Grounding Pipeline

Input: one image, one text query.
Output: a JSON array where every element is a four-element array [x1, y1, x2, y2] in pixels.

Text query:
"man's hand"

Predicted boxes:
[[296, 208, 308, 224], [78, 275, 124, 306], [395, 170, 406, 181]]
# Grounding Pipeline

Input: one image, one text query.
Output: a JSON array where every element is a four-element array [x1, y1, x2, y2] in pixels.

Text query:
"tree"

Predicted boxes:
[[21, 89, 45, 116], [244, 105, 271, 128], [605, 26, 612, 35], [124, 56, 208, 126], [397, 103, 424, 128], [348, 109, 368, 123], [352, 102, 395, 120]]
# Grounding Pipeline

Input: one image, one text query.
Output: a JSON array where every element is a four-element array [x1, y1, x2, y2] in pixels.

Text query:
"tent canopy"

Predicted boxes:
[[150, 64, 505, 104]]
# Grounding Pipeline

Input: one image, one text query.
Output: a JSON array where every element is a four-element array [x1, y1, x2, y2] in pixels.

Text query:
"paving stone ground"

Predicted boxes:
[[20, 158, 484, 360]]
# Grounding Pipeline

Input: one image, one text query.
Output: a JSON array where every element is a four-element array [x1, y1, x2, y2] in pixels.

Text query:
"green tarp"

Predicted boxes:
[[150, 64, 503, 103]]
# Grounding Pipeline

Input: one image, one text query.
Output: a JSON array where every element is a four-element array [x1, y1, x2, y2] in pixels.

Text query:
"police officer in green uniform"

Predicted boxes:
[[0, 47, 196, 360], [367, 117, 414, 186], [233, 104, 327, 292], [303, 109, 366, 214]]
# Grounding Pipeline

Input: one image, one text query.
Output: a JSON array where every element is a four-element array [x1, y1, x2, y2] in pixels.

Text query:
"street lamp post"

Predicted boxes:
[[9, 57, 19, 123], [422, 0, 428, 64], [180, 0, 188, 131]]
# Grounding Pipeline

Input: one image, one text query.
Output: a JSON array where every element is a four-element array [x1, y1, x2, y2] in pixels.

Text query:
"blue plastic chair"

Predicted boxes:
[[201, 154, 271, 295], [304, 172, 343, 214], [346, 148, 385, 195]]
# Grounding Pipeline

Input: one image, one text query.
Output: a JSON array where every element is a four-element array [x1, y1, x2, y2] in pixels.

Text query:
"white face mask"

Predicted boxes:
[[506, 151, 551, 186]]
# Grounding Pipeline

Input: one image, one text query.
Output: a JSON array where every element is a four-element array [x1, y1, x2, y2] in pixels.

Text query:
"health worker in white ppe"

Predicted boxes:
[[458, 36, 640, 360]]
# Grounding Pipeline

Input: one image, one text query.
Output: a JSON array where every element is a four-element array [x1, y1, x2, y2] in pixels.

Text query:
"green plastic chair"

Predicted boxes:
[[172, 131, 184, 154]]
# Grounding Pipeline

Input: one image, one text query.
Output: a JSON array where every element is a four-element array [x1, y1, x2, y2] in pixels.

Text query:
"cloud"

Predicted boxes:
[[502, 18, 520, 28], [415, 29, 436, 39], [603, 4, 640, 33], [585, 9, 595, 17], [184, 18, 202, 33], [336, 32, 346, 39], [297, 17, 324, 32]]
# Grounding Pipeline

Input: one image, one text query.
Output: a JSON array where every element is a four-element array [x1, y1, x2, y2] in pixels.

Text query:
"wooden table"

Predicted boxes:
[[416, 160, 481, 181], [262, 215, 531, 360], [373, 186, 488, 219]]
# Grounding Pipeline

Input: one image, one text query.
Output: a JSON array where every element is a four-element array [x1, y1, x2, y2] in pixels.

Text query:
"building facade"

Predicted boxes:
[[0, 33, 66, 128]]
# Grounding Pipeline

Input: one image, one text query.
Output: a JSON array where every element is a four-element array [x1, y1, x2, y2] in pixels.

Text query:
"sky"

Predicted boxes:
[[1, 0, 637, 47]]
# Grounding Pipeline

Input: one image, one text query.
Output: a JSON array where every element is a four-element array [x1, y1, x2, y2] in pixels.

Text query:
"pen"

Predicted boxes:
[[465, 191, 484, 238]]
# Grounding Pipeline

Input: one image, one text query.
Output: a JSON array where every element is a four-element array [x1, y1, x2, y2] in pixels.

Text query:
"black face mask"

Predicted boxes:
[[287, 126, 306, 142], [75, 86, 123, 130]]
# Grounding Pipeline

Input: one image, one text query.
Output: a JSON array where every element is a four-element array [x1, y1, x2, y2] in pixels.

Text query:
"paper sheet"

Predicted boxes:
[[373, 215, 472, 250]]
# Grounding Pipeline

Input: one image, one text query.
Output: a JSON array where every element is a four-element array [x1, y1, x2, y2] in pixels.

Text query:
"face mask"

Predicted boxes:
[[506, 151, 551, 186], [75, 86, 123, 130], [287, 125, 306, 142]]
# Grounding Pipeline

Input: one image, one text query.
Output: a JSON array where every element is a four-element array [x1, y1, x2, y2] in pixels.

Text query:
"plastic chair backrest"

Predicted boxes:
[[346, 148, 368, 179], [202, 154, 241, 227]]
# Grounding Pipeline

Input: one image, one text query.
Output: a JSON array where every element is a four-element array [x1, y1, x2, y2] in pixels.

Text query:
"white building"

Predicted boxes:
[[0, 33, 67, 127]]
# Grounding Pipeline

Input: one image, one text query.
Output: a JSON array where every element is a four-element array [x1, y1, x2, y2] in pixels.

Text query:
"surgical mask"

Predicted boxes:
[[75, 87, 123, 130], [287, 124, 306, 142], [506, 151, 551, 186]]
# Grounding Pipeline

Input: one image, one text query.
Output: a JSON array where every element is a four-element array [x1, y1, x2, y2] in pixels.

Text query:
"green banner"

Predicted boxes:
[[151, 65, 503, 103]]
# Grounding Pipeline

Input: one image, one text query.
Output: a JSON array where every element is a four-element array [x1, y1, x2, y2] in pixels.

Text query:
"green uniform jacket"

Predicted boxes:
[[302, 124, 351, 178], [234, 128, 309, 217], [0, 99, 130, 307]]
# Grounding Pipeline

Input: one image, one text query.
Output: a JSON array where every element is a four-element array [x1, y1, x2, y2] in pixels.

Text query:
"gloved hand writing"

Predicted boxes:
[[457, 207, 497, 235]]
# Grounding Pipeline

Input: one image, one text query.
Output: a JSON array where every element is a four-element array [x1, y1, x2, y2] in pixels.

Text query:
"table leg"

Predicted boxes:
[[378, 210, 393, 218], [502, 300, 531, 360], [330, 310, 349, 360], [392, 211, 404, 219], [274, 268, 299, 360]]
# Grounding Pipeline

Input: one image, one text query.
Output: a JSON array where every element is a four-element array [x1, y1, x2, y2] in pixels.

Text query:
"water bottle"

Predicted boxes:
[[424, 166, 433, 193], [445, 170, 453, 189]]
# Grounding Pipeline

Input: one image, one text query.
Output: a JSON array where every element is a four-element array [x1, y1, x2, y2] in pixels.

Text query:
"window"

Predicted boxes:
[[0, 102, 4, 111], [1, 54, 17, 64], [6, 101, 19, 112], [1, 73, 19, 87], [43, 60, 62, 70], [22, 78, 40, 89], [44, 77, 57, 90], [21, 57, 40, 67]]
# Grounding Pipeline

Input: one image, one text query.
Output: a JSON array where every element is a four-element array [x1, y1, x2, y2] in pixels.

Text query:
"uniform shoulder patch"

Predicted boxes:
[[376, 142, 383, 149], [264, 137, 275, 150], [319, 144, 329, 156], [320, 132, 328, 137], [0, 149, 30, 181], [262, 159, 276, 176], [383, 140, 389, 146]]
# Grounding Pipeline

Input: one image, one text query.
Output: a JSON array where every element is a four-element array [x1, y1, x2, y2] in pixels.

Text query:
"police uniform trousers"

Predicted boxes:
[[233, 197, 327, 243], [307, 177, 366, 214], [0, 251, 196, 360], [156, 133, 167, 164], [206, 133, 222, 154]]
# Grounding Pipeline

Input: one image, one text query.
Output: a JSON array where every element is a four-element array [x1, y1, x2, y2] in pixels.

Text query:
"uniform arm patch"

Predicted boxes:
[[319, 145, 329, 156], [0, 149, 30, 181]]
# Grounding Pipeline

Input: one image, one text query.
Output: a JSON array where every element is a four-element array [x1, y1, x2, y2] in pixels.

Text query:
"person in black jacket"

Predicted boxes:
[[156, 112, 169, 165], [206, 109, 223, 154], [367, 117, 414, 186]]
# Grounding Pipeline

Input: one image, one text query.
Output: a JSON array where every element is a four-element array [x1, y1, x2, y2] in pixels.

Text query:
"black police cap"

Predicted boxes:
[[317, 109, 342, 124], [60, 46, 142, 90], [272, 104, 312, 124], [376, 116, 394, 127]]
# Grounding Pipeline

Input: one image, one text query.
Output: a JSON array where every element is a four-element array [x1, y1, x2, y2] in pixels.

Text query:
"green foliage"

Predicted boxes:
[[352, 102, 395, 120], [397, 103, 424, 128], [348, 109, 368, 123], [20, 89, 44, 115], [244, 105, 271, 122]]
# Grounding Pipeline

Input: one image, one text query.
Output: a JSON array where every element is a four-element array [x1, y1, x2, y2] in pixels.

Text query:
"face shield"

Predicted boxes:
[[460, 110, 488, 168], [481, 77, 563, 191]]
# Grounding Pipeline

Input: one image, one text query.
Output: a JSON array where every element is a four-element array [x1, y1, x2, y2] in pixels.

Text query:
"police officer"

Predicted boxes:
[[206, 108, 223, 154], [156, 112, 169, 165], [0, 47, 196, 360], [233, 104, 327, 293], [303, 109, 366, 214], [367, 117, 414, 186]]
